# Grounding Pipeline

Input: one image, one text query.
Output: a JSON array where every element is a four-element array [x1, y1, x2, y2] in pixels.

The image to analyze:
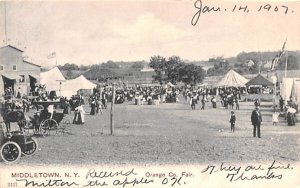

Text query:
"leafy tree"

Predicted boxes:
[[149, 55, 167, 84], [66, 69, 73, 79], [131, 62, 144, 69], [278, 55, 299, 70], [149, 55, 205, 85], [178, 64, 205, 85], [165, 56, 183, 84], [58, 63, 79, 70], [100, 61, 120, 69], [79, 65, 90, 71], [207, 59, 232, 76]]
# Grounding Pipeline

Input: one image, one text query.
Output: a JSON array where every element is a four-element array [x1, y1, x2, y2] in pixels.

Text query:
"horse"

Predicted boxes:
[[3, 110, 26, 132]]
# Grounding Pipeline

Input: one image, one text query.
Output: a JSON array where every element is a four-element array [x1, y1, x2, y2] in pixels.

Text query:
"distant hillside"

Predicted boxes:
[[188, 50, 300, 67], [56, 50, 300, 81]]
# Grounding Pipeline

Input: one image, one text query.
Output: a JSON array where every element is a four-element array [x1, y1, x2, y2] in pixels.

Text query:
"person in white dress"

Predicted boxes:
[[272, 111, 279, 126], [73, 103, 85, 124]]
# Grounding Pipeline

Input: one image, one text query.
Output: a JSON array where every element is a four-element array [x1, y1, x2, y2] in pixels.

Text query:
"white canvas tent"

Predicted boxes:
[[281, 78, 300, 103], [216, 69, 249, 87], [62, 75, 96, 94], [292, 79, 300, 104], [40, 67, 65, 91]]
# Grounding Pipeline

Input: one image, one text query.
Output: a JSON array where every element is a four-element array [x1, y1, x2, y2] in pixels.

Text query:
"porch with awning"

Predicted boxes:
[[1, 73, 21, 80]]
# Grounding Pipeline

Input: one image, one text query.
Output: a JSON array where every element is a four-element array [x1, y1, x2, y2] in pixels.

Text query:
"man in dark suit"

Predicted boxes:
[[251, 106, 262, 138]]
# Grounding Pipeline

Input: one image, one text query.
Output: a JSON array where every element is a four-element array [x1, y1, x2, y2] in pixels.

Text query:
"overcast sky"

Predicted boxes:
[[0, 0, 299, 67]]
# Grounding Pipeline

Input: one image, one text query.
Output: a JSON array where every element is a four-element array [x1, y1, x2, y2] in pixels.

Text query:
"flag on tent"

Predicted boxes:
[[47, 52, 56, 59], [270, 40, 286, 70]]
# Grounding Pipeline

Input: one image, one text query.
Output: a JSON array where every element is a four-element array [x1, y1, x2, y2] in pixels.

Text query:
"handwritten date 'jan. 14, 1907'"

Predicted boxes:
[[191, 0, 295, 26]]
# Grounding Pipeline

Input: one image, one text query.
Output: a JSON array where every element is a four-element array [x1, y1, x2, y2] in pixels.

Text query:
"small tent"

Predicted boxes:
[[40, 67, 65, 91], [245, 74, 274, 87], [281, 78, 300, 103], [216, 69, 249, 87], [62, 75, 96, 94]]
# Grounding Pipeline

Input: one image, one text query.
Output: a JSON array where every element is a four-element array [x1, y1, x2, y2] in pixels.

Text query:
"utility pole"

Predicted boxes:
[[110, 82, 115, 135]]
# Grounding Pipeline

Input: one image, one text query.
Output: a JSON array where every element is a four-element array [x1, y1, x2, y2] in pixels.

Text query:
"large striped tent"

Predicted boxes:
[[216, 69, 249, 87]]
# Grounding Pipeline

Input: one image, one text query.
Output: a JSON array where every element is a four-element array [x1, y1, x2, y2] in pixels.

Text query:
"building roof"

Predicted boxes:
[[245, 74, 274, 86], [23, 60, 41, 67], [0, 45, 24, 52]]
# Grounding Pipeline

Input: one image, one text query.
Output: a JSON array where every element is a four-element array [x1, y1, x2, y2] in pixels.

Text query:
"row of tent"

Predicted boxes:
[[40, 67, 96, 98], [216, 69, 274, 87], [40, 67, 300, 104], [215, 69, 300, 103]]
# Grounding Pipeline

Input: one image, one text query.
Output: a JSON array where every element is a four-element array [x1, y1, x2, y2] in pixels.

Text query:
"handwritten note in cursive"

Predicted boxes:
[[13, 168, 187, 187], [191, 0, 295, 26], [201, 160, 293, 182]]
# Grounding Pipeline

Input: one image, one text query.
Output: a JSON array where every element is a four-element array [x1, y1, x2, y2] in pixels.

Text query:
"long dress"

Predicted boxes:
[[73, 105, 85, 124], [90, 101, 96, 115]]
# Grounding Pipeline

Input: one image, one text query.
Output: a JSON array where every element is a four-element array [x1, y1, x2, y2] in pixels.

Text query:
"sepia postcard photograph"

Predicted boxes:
[[0, 0, 299, 187]]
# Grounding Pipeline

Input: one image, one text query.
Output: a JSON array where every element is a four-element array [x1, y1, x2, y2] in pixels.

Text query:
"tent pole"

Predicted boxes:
[[110, 82, 115, 135], [285, 51, 288, 78]]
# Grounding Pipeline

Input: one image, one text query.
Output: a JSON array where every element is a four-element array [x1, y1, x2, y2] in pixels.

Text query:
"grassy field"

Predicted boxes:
[[1, 98, 300, 165]]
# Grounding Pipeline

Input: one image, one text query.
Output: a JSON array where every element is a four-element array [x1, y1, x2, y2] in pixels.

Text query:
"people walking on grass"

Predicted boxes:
[[230, 111, 236, 132], [190, 93, 198, 110], [235, 97, 239, 110], [90, 98, 96, 115], [254, 98, 260, 107], [251, 106, 262, 138], [211, 96, 217, 108], [73, 102, 85, 124], [224, 96, 228, 109], [279, 96, 284, 112], [201, 97, 205, 110], [272, 110, 279, 126]]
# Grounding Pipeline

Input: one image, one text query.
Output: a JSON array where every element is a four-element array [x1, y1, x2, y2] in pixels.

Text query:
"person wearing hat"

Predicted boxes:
[[90, 97, 96, 115], [251, 106, 262, 138], [190, 92, 198, 110], [230, 111, 236, 132]]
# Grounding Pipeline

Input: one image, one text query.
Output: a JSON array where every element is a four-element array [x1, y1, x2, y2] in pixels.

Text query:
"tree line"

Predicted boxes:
[[58, 61, 145, 71], [149, 55, 206, 85], [58, 50, 299, 83], [206, 51, 299, 76]]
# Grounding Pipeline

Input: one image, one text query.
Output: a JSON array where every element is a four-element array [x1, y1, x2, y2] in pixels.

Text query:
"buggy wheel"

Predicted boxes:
[[22, 138, 38, 156], [40, 119, 58, 136], [1, 141, 21, 163], [40, 120, 49, 136]]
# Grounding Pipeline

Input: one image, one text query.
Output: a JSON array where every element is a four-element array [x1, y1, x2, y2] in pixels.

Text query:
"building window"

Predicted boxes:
[[19, 75, 25, 83], [13, 64, 17, 71], [0, 65, 3, 71]]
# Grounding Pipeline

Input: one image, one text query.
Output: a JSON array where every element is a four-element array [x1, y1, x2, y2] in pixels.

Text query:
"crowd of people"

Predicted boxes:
[[1, 82, 298, 136], [183, 87, 242, 111]]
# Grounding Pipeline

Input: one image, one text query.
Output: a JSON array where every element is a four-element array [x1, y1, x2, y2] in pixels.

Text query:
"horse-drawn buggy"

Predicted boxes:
[[29, 101, 66, 136], [1, 100, 66, 137]]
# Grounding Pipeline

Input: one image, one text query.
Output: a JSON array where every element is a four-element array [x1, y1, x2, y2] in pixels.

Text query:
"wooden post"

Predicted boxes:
[[110, 83, 115, 135]]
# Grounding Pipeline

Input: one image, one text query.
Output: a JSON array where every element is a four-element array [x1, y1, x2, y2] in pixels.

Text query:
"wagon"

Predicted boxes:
[[31, 101, 65, 136], [1, 123, 38, 163]]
